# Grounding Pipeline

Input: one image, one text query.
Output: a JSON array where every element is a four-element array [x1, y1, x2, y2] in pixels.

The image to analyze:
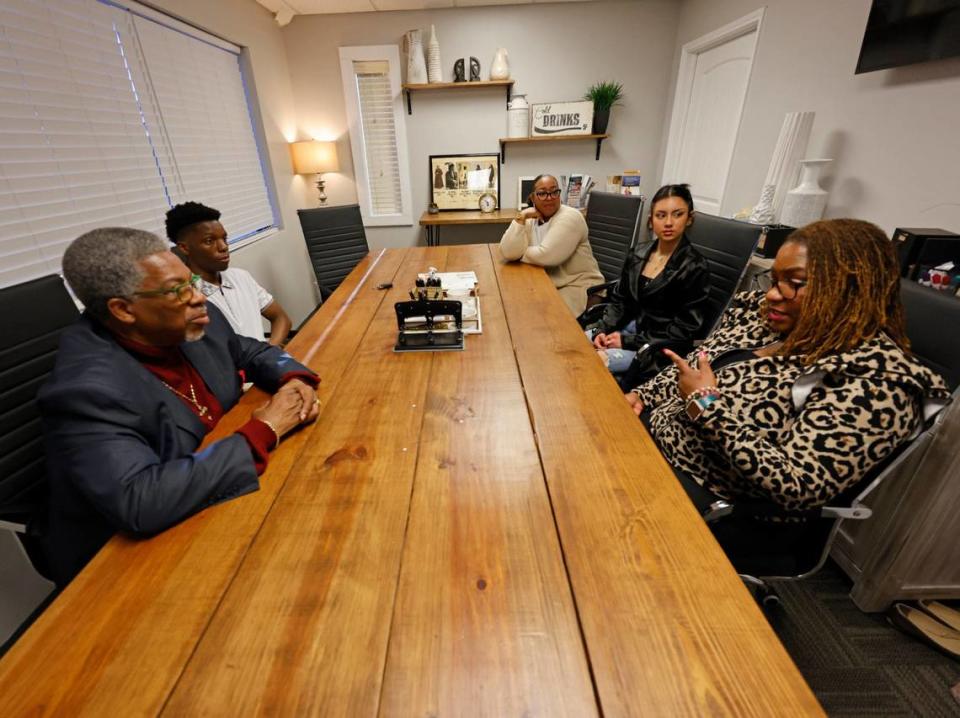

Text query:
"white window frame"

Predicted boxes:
[[338, 45, 412, 227]]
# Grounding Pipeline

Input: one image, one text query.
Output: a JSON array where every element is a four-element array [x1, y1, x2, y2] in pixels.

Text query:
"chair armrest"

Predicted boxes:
[[0, 519, 27, 534], [703, 500, 734, 522], [700, 497, 819, 523], [586, 280, 617, 297], [820, 504, 872, 520]]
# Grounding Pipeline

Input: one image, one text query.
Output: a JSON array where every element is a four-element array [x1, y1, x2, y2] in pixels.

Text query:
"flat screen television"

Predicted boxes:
[[856, 0, 960, 73]]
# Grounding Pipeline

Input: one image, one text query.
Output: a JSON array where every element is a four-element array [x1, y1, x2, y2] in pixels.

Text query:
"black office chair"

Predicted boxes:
[[297, 204, 370, 301], [703, 280, 960, 607], [684, 213, 766, 339], [0, 275, 79, 576], [585, 192, 645, 283]]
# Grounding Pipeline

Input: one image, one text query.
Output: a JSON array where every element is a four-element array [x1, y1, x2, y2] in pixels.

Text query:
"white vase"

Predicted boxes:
[[507, 93, 528, 138], [426, 25, 442, 83], [489, 48, 509, 80], [780, 159, 832, 228], [403, 29, 427, 84]]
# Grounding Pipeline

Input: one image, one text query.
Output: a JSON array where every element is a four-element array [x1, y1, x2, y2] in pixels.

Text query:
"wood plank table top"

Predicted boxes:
[[0, 245, 822, 716]]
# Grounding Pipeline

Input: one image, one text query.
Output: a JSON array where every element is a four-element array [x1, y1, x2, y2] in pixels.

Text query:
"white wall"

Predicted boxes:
[[281, 0, 682, 248], [148, 0, 320, 325], [666, 0, 960, 236]]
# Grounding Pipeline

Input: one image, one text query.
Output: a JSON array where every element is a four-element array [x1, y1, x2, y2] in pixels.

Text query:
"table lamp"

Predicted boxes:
[[290, 140, 339, 205]]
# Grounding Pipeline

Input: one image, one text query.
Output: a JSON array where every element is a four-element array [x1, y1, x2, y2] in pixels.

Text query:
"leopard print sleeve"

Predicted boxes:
[[695, 373, 920, 510], [635, 291, 765, 407]]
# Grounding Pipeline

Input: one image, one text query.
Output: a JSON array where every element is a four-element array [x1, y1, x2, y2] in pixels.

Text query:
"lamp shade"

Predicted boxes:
[[290, 140, 339, 174]]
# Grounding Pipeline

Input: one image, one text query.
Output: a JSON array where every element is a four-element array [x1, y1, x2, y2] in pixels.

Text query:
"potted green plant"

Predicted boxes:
[[584, 81, 624, 135]]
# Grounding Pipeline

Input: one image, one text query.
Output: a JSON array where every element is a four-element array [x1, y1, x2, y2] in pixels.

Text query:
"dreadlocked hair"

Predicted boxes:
[[777, 218, 909, 365], [165, 201, 221, 243]]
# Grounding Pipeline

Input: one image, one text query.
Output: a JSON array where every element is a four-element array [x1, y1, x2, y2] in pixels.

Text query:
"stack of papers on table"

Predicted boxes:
[[417, 271, 482, 334]]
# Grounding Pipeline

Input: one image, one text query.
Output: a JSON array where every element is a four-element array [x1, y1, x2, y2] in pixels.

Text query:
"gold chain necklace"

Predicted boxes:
[[161, 381, 210, 419]]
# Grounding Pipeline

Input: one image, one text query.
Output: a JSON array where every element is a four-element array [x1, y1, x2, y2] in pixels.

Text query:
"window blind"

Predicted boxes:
[[0, 0, 277, 289], [0, 0, 170, 288], [353, 60, 402, 217], [130, 15, 275, 243]]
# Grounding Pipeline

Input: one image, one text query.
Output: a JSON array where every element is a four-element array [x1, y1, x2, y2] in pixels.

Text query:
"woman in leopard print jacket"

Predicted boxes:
[[628, 219, 950, 512]]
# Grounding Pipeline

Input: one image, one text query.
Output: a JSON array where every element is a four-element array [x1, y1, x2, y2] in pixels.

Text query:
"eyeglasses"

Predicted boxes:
[[132, 274, 202, 304], [534, 189, 562, 200], [752, 270, 807, 300]]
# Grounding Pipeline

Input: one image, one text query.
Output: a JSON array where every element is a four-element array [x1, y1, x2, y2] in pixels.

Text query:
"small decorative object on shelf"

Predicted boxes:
[[453, 58, 466, 83], [583, 80, 623, 135], [478, 192, 497, 213], [490, 48, 509, 80], [469, 56, 480, 82], [403, 29, 427, 84], [780, 159, 832, 228], [507, 92, 529, 138], [428, 202, 440, 214], [427, 25, 442, 83]]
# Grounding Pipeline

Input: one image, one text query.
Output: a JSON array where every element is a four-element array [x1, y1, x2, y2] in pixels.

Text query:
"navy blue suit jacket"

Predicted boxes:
[[38, 305, 312, 585]]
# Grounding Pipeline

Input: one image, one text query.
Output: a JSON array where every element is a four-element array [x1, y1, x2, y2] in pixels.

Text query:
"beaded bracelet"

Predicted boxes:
[[685, 386, 720, 421], [688, 386, 721, 401]]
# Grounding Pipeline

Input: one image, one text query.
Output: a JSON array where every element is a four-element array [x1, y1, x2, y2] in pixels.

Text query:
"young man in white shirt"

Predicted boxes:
[[166, 202, 291, 345]]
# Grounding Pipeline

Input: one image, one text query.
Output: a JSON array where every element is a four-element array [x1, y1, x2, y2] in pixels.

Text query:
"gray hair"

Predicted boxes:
[[62, 227, 169, 321]]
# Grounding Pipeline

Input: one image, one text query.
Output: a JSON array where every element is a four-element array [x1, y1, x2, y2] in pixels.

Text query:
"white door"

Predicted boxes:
[[661, 9, 764, 215]]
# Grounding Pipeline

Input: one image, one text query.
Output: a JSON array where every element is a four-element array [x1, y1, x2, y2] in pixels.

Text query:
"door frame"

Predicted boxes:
[[660, 8, 765, 211]]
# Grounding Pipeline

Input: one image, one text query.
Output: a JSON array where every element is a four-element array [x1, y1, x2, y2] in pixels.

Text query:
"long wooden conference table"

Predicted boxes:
[[0, 244, 822, 716]]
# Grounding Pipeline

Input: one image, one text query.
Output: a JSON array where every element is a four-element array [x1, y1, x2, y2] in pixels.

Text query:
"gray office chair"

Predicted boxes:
[[0, 275, 78, 645], [703, 280, 960, 607], [585, 192, 645, 283], [297, 204, 370, 301]]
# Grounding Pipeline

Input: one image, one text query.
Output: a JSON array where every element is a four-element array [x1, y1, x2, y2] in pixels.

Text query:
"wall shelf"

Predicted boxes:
[[499, 133, 609, 161], [402, 80, 515, 115]]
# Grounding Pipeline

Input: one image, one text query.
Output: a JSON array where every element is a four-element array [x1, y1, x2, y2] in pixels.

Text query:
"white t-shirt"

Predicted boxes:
[[199, 267, 273, 341]]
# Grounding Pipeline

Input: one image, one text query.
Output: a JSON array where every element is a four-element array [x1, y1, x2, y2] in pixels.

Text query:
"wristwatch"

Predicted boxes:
[[686, 393, 717, 421]]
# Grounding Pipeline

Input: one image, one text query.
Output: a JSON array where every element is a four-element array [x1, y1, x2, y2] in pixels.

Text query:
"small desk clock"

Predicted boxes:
[[478, 192, 497, 214]]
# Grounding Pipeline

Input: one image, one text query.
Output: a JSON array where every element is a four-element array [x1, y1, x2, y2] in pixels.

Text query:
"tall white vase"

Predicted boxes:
[[780, 159, 832, 228], [748, 111, 815, 224], [489, 48, 509, 80], [426, 25, 442, 83], [403, 29, 427, 84]]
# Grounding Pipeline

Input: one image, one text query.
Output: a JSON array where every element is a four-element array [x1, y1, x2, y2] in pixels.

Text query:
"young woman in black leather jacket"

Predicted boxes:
[[582, 184, 711, 385]]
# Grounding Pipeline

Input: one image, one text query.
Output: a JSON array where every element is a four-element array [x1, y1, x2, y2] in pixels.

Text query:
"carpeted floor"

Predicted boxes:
[[766, 561, 960, 716]]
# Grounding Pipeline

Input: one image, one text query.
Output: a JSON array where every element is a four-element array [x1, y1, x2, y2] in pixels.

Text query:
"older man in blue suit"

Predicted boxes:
[[39, 227, 320, 586]]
